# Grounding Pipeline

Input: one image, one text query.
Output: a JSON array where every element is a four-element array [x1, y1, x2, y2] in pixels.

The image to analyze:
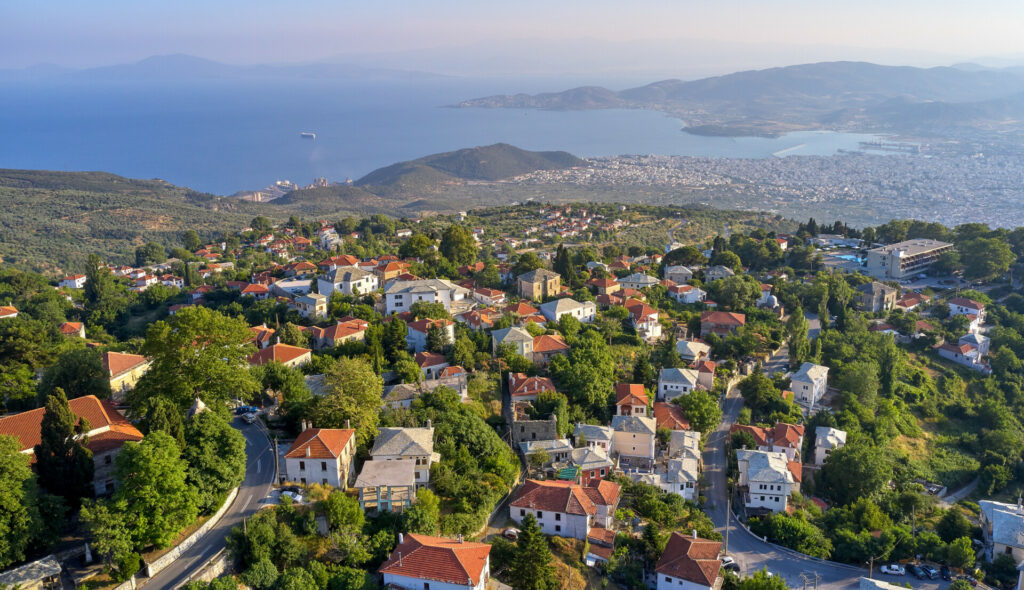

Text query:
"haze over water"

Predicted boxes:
[[0, 77, 881, 195]]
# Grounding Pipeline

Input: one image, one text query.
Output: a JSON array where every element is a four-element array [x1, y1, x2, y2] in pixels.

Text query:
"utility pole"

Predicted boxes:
[[725, 493, 731, 555]]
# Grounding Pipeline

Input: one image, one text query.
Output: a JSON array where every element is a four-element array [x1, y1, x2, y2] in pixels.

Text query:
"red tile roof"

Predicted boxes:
[[615, 383, 649, 407], [408, 318, 452, 334], [788, 461, 803, 483], [60, 321, 84, 335], [729, 424, 769, 447], [655, 533, 722, 586], [587, 526, 617, 546], [312, 320, 368, 342], [248, 343, 311, 366], [102, 351, 149, 377], [439, 365, 465, 378], [654, 402, 691, 430], [508, 374, 556, 398], [701, 310, 746, 327], [949, 297, 984, 310], [378, 534, 491, 586], [506, 301, 539, 316], [0, 395, 142, 454], [510, 479, 596, 516], [532, 334, 569, 353], [770, 423, 804, 448], [415, 351, 448, 368], [241, 283, 269, 295], [583, 478, 621, 506], [284, 428, 355, 459], [0, 305, 18, 318]]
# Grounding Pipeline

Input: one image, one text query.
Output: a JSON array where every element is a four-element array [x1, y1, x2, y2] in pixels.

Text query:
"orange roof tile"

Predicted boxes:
[[615, 383, 649, 407], [0, 395, 142, 454], [532, 334, 569, 353], [248, 343, 311, 366], [656, 533, 722, 586], [654, 402, 691, 430], [102, 351, 149, 377], [415, 351, 448, 367], [284, 428, 355, 459], [701, 310, 746, 326], [510, 479, 597, 516], [0, 306, 19, 318], [378, 534, 491, 586], [59, 321, 84, 335], [729, 424, 768, 447]]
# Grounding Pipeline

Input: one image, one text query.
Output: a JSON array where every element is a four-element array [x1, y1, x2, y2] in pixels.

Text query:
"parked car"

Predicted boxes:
[[242, 412, 258, 424], [281, 490, 304, 503], [920, 565, 938, 579], [908, 565, 927, 579], [236, 405, 259, 415], [502, 528, 520, 541], [881, 565, 905, 576], [955, 574, 978, 587], [940, 566, 951, 581]]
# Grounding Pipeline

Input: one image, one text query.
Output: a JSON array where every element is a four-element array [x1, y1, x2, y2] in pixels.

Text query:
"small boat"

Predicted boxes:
[[300, 132, 316, 140]]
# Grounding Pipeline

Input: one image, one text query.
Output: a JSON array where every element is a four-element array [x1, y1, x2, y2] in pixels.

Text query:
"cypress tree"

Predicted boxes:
[[34, 389, 94, 506], [510, 514, 557, 590]]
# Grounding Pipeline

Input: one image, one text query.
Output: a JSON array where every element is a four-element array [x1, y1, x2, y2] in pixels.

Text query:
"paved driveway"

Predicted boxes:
[[142, 419, 277, 589], [703, 387, 951, 590]]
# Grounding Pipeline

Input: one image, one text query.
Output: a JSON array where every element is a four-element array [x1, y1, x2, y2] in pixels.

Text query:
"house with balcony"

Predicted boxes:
[[370, 423, 439, 487]]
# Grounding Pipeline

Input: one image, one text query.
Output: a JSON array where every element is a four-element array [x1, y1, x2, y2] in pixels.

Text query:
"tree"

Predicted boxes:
[[0, 435, 42, 568], [136, 396, 186, 447], [818, 440, 893, 507], [80, 498, 135, 580], [33, 389, 94, 505], [632, 352, 656, 387], [439, 225, 477, 266], [836, 360, 880, 411], [84, 253, 125, 327], [243, 557, 280, 590], [960, 237, 1015, 281], [320, 490, 364, 531], [708, 275, 760, 309], [510, 514, 557, 590], [277, 323, 308, 347], [114, 431, 199, 549], [735, 569, 790, 590], [37, 347, 111, 402], [182, 230, 202, 251], [426, 323, 451, 353], [527, 449, 550, 475], [398, 234, 435, 260], [661, 246, 706, 271], [936, 509, 973, 543], [674, 389, 722, 434], [405, 489, 441, 535], [450, 335, 476, 369], [135, 242, 167, 267], [785, 307, 810, 366], [311, 357, 383, 447], [710, 251, 743, 274], [182, 411, 247, 513], [946, 536, 976, 570], [130, 306, 260, 413]]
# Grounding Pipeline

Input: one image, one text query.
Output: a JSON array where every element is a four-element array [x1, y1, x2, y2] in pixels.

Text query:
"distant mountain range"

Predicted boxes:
[[456, 61, 1024, 136], [0, 54, 447, 82]]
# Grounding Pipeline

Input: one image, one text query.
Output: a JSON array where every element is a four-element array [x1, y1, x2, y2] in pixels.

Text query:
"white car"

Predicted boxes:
[[243, 413, 258, 424], [281, 491, 304, 504], [881, 565, 905, 576]]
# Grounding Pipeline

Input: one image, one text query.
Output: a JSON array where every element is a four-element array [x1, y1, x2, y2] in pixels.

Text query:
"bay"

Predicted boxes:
[[0, 77, 881, 195]]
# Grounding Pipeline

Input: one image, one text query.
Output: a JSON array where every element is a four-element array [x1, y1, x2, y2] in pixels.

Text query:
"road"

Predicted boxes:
[[763, 312, 822, 377], [702, 364, 949, 590], [143, 420, 276, 590]]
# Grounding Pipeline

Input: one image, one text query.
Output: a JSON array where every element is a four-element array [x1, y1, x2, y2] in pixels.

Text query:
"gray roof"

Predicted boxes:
[[519, 438, 573, 455], [868, 239, 952, 256], [519, 268, 561, 282], [611, 415, 657, 435], [959, 333, 990, 346], [620, 272, 659, 287], [570, 447, 613, 471], [0, 555, 61, 586], [669, 430, 702, 460], [980, 500, 1024, 549], [295, 293, 327, 305], [574, 423, 613, 442], [354, 459, 416, 488], [675, 340, 710, 360], [326, 266, 375, 283], [540, 298, 585, 315], [383, 278, 459, 295], [492, 326, 533, 345], [737, 449, 793, 484], [659, 367, 699, 386], [791, 362, 829, 384], [706, 265, 735, 277], [814, 426, 847, 450], [857, 281, 896, 296], [371, 427, 434, 457]]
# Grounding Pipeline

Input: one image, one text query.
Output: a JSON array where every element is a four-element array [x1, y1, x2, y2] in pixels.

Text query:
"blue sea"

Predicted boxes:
[[0, 77, 883, 195]]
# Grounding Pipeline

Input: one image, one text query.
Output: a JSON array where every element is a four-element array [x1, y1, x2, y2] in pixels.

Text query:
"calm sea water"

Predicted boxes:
[[0, 77, 882, 195]]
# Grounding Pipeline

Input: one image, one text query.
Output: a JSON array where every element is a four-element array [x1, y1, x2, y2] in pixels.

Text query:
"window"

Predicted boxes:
[[665, 577, 672, 582], [760, 496, 765, 501], [104, 455, 112, 464], [321, 462, 327, 471], [520, 509, 526, 517], [536, 511, 543, 518], [555, 525, 561, 532], [322, 479, 328, 485], [424, 584, 429, 590], [555, 513, 561, 521], [301, 478, 307, 484], [299, 461, 305, 470]]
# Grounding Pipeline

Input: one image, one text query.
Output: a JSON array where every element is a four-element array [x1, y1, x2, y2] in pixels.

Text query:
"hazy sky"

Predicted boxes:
[[3, 0, 1023, 71]]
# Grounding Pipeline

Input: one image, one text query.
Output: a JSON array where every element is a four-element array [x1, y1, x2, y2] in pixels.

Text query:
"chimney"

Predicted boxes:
[[305, 446, 311, 458], [426, 419, 432, 429], [398, 532, 404, 545], [398, 551, 402, 567], [458, 534, 463, 543], [692, 529, 698, 539], [345, 419, 351, 429]]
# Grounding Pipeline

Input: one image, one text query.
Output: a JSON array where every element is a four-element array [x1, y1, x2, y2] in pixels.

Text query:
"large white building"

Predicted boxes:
[[317, 266, 379, 297], [611, 415, 657, 464], [383, 279, 469, 315], [790, 362, 829, 407], [736, 449, 798, 513], [509, 479, 621, 539], [658, 368, 699, 401], [370, 424, 439, 487], [539, 298, 596, 324], [866, 239, 953, 280]]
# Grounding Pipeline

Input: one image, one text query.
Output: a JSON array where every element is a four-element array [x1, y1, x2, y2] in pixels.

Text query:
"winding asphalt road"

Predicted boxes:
[[143, 419, 276, 590], [702, 341, 951, 590]]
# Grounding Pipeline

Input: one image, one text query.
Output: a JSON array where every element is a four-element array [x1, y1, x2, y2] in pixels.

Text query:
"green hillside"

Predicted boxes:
[[0, 169, 271, 274]]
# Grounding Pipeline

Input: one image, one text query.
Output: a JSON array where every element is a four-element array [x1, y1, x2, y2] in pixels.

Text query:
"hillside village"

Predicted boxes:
[[1, 205, 1024, 590]]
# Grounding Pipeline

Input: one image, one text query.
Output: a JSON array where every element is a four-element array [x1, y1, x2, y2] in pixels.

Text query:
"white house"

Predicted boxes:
[[658, 368, 699, 401], [790, 362, 829, 407], [627, 301, 663, 342], [619, 272, 659, 290], [509, 479, 621, 539], [384, 279, 469, 315], [611, 415, 657, 465], [979, 499, 1024, 563], [676, 340, 711, 362], [406, 318, 455, 353], [472, 288, 506, 307], [415, 352, 450, 380], [948, 297, 986, 325], [664, 266, 694, 284], [938, 341, 991, 374], [292, 293, 328, 320], [284, 426, 357, 487], [539, 298, 596, 324], [634, 456, 700, 502], [59, 274, 87, 289], [736, 449, 797, 513], [668, 284, 706, 305], [655, 533, 723, 590], [370, 424, 439, 487], [705, 265, 735, 282], [491, 326, 534, 358], [317, 266, 379, 297], [378, 533, 492, 590], [813, 426, 847, 466]]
